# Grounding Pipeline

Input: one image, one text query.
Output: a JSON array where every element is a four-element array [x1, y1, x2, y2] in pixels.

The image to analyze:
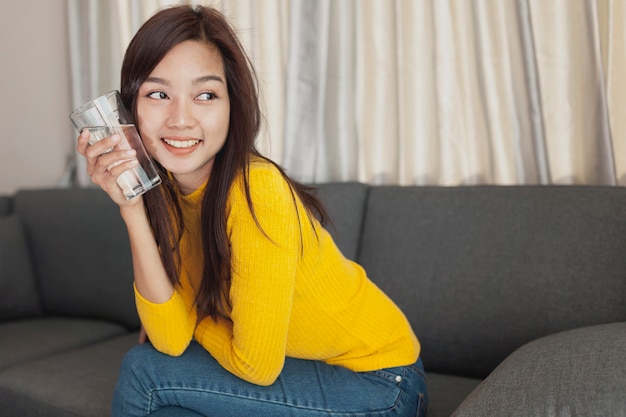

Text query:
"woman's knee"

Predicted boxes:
[[112, 344, 163, 416], [120, 344, 149, 371], [116, 344, 163, 393]]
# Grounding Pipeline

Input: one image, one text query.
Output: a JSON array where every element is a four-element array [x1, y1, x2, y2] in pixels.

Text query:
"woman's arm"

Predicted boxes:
[[77, 130, 195, 354], [120, 192, 197, 355], [120, 203, 173, 302]]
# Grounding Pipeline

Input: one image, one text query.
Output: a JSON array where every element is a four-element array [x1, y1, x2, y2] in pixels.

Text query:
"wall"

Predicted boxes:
[[0, 0, 73, 194]]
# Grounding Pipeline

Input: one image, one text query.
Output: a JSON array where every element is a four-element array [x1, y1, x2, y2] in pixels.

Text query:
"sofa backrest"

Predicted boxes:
[[14, 188, 139, 329], [356, 185, 626, 378], [0, 196, 11, 215], [9, 183, 369, 331], [7, 183, 626, 378], [312, 182, 369, 261], [0, 195, 42, 322]]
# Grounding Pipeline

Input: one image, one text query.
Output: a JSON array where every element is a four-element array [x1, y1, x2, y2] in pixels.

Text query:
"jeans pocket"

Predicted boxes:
[[371, 369, 404, 384]]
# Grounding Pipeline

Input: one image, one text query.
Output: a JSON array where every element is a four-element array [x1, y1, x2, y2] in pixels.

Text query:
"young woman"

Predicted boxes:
[[77, 5, 427, 417]]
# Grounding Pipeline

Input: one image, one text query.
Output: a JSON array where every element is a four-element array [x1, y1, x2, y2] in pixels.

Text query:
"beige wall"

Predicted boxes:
[[0, 0, 73, 195]]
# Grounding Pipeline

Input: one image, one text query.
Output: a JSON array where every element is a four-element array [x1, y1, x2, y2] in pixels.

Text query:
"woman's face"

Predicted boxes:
[[136, 40, 230, 194]]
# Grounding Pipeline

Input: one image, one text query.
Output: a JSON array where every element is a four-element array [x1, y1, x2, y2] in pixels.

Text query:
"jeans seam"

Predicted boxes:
[[147, 388, 157, 414]]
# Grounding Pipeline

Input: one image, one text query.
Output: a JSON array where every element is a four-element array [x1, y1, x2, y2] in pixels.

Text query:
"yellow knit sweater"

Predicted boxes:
[[135, 160, 420, 386]]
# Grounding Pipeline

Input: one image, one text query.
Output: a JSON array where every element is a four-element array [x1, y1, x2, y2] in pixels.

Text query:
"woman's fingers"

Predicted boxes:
[[76, 130, 142, 206], [93, 152, 140, 204], [91, 149, 137, 180], [80, 133, 138, 185], [138, 326, 148, 344], [76, 129, 90, 155], [84, 133, 121, 159], [105, 152, 139, 177]]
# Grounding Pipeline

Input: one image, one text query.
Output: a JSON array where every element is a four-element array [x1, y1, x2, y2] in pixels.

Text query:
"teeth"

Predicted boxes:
[[163, 138, 200, 148]]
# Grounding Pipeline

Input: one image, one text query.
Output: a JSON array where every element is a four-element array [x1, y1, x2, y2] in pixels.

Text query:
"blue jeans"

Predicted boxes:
[[112, 342, 428, 417]]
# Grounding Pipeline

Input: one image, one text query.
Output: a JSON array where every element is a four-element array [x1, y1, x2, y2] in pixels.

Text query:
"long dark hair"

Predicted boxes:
[[120, 5, 328, 320]]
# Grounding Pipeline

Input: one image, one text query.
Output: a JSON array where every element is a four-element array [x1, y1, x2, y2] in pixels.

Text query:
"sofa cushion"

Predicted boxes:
[[451, 323, 626, 417], [0, 317, 127, 370], [0, 214, 41, 321], [14, 188, 139, 329], [0, 332, 138, 417], [312, 182, 369, 261], [358, 185, 626, 378], [425, 373, 481, 417]]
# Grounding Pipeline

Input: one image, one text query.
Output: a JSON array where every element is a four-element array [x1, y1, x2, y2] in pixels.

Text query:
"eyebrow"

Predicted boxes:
[[144, 75, 225, 86], [193, 75, 225, 85]]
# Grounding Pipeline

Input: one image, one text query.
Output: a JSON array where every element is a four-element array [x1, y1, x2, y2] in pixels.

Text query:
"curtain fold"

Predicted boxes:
[[399, 0, 439, 185], [322, 0, 358, 183], [604, 0, 626, 184], [515, 0, 552, 184], [529, 0, 616, 185], [66, 0, 625, 187], [283, 0, 331, 183]]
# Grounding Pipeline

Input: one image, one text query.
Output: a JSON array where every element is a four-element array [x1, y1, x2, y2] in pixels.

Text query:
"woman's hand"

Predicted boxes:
[[138, 325, 149, 344], [76, 129, 141, 207]]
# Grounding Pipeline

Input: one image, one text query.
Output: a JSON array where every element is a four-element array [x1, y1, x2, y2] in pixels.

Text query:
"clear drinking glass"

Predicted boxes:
[[70, 90, 161, 200]]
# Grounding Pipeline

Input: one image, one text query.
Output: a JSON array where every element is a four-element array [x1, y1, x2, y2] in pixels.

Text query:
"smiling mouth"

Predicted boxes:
[[162, 138, 201, 149]]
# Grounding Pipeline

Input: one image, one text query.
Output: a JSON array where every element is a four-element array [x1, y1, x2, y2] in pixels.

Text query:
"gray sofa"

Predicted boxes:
[[0, 183, 624, 417]]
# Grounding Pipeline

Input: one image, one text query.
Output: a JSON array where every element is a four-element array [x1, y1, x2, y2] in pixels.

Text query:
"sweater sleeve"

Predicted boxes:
[[194, 165, 303, 386], [134, 280, 197, 356]]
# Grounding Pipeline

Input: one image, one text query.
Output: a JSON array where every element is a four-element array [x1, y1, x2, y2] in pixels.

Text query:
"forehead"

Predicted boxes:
[[152, 40, 226, 78]]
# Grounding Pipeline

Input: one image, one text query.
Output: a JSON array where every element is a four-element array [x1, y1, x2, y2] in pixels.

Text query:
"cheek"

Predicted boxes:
[[141, 135, 160, 157], [135, 106, 149, 133], [135, 117, 160, 156], [200, 108, 230, 137], [136, 100, 160, 129], [140, 133, 162, 160], [136, 110, 159, 139]]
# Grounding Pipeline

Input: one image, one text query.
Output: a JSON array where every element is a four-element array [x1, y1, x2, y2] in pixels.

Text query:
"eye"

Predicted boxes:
[[147, 91, 168, 100], [196, 92, 216, 101]]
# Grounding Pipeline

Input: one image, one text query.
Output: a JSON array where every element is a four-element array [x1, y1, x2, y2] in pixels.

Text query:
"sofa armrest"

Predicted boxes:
[[451, 322, 626, 417]]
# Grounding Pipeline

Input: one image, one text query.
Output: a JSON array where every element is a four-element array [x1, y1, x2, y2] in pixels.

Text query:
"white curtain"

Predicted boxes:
[[67, 0, 626, 186]]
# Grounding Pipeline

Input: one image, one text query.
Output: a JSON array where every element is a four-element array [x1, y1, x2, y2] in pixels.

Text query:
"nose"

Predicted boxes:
[[166, 98, 195, 129]]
